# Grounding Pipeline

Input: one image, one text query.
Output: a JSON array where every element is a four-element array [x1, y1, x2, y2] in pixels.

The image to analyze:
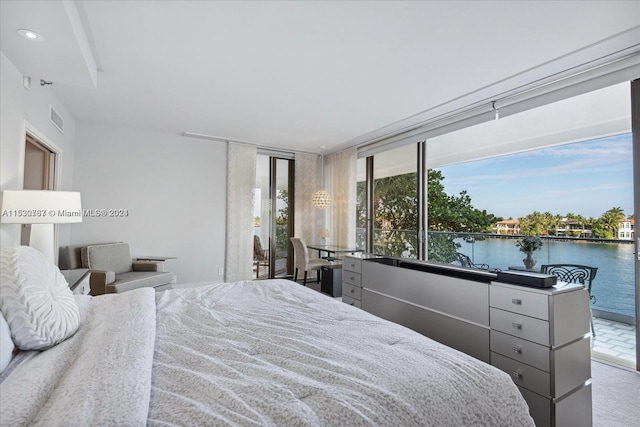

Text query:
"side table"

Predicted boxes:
[[136, 256, 177, 281], [136, 256, 177, 262], [61, 269, 91, 295]]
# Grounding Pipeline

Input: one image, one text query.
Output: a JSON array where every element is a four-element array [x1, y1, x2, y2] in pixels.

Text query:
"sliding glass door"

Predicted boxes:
[[254, 154, 294, 279], [357, 81, 637, 370]]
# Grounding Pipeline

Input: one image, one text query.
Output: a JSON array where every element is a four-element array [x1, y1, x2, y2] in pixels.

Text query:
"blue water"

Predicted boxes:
[[456, 238, 636, 318]]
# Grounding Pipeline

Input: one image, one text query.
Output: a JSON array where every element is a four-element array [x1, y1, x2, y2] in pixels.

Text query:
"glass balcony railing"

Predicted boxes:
[[357, 228, 636, 325]]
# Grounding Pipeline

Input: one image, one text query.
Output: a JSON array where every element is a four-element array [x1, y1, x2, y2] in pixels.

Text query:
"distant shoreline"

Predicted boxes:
[[429, 231, 636, 245]]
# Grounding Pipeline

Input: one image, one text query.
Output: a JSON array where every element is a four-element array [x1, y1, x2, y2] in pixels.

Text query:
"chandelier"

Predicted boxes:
[[312, 147, 331, 209], [312, 190, 331, 209]]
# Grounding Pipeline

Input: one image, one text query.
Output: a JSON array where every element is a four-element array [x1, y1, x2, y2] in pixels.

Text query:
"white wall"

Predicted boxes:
[[71, 123, 227, 283], [0, 52, 77, 253]]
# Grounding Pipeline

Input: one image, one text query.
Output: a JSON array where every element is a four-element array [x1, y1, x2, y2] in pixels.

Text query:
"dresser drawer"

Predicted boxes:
[[491, 285, 549, 320], [491, 352, 551, 398], [342, 283, 362, 301], [342, 270, 361, 287], [343, 257, 362, 274], [490, 307, 550, 345], [342, 295, 361, 308], [490, 330, 550, 372]]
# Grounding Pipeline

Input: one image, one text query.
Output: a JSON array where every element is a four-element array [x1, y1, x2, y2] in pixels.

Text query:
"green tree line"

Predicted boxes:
[[357, 169, 631, 262], [516, 207, 631, 239], [357, 169, 501, 262]]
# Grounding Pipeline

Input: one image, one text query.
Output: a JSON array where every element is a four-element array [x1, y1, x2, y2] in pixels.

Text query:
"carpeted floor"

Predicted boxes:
[[592, 360, 640, 427]]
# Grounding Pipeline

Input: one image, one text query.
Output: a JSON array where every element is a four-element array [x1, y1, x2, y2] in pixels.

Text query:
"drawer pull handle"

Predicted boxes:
[[349, 302, 355, 306], [513, 370, 523, 379], [511, 298, 522, 305], [350, 276, 355, 281], [350, 289, 355, 293], [512, 322, 523, 330], [512, 346, 522, 354], [350, 263, 355, 267]]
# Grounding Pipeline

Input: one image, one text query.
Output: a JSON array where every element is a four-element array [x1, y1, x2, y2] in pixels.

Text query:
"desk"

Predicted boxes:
[[306, 245, 363, 261]]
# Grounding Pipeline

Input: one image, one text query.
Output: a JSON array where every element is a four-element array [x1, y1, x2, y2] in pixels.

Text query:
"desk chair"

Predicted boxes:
[[290, 237, 330, 286], [540, 264, 598, 336]]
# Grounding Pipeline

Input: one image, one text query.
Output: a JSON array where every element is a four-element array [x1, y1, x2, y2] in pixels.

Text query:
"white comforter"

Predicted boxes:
[[149, 280, 533, 426], [0, 288, 156, 426], [1, 279, 534, 426]]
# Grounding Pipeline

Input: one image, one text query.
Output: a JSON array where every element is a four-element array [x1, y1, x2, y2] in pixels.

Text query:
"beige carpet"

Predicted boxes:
[[592, 360, 640, 427]]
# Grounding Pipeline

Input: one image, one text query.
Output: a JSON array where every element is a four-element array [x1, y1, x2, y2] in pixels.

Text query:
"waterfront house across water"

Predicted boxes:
[[617, 218, 635, 240]]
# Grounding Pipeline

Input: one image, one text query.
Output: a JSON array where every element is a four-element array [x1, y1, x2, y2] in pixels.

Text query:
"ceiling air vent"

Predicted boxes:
[[50, 106, 64, 134]]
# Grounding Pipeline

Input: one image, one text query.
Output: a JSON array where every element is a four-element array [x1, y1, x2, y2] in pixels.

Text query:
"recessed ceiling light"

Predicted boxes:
[[17, 29, 44, 42]]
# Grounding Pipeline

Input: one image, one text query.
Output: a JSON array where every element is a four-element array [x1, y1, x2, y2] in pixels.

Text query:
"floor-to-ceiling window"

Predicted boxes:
[[254, 154, 294, 279], [371, 144, 418, 258], [357, 81, 637, 370], [432, 133, 635, 368], [355, 157, 367, 251]]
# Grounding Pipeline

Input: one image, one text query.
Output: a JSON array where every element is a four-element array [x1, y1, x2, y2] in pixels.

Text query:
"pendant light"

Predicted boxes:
[[312, 147, 331, 209]]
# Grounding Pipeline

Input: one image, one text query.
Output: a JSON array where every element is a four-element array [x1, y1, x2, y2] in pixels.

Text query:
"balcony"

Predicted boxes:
[[358, 229, 637, 368], [593, 317, 636, 368]]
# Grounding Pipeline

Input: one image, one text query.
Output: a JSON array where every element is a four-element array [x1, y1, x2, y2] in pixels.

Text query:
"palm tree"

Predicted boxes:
[[594, 207, 625, 239]]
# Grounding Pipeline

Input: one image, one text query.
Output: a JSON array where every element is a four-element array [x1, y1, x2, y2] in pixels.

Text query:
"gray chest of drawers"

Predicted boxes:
[[342, 255, 593, 426], [341, 256, 362, 308], [490, 282, 592, 427]]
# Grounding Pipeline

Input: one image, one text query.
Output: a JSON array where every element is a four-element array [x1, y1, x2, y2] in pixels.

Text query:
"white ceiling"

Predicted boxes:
[[1, 1, 639, 154]]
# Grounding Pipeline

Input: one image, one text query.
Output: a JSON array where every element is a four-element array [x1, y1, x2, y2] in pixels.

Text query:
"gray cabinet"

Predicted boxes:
[[341, 256, 362, 308], [349, 255, 592, 427], [490, 282, 592, 427], [360, 257, 491, 363]]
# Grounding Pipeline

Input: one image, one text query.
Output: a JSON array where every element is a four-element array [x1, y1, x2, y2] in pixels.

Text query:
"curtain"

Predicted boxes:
[[326, 148, 357, 247], [294, 153, 319, 244], [225, 143, 256, 281]]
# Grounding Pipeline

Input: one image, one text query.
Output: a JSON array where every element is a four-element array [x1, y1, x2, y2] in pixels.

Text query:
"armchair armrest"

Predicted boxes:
[[89, 270, 116, 295], [132, 261, 163, 272]]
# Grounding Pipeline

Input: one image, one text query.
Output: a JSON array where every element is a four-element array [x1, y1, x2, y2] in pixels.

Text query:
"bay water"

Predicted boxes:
[[456, 237, 636, 319]]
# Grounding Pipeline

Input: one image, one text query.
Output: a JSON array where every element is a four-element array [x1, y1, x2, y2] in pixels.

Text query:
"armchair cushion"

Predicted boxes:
[[87, 243, 132, 274], [106, 271, 173, 294]]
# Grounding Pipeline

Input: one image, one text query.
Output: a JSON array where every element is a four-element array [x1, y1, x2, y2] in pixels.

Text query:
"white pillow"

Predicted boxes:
[[0, 246, 80, 350], [0, 311, 14, 372]]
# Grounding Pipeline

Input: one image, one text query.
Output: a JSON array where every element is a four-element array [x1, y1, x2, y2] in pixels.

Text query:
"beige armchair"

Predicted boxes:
[[290, 237, 330, 286], [66, 243, 173, 295]]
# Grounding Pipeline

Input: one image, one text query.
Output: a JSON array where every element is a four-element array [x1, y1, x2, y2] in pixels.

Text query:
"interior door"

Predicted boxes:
[[21, 134, 55, 245]]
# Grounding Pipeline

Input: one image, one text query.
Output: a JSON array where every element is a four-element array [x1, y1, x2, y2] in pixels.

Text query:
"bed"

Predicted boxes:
[[0, 246, 534, 426]]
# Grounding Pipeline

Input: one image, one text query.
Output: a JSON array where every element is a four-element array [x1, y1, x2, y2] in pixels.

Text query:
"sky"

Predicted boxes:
[[436, 133, 634, 220]]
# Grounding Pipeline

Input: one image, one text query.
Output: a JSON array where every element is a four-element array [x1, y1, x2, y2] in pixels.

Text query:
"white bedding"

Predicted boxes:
[[1, 289, 156, 426], [1, 279, 534, 426]]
